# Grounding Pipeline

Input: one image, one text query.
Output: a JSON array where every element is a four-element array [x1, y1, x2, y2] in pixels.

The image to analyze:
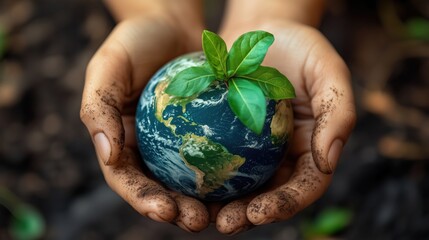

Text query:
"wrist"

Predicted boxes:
[[104, 0, 204, 51], [220, 0, 325, 32]]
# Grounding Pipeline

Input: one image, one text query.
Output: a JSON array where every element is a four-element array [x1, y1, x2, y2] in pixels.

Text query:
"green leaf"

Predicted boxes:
[[165, 66, 216, 97], [406, 18, 429, 41], [10, 205, 45, 240], [227, 78, 266, 134], [239, 66, 295, 99], [202, 30, 228, 79], [227, 31, 274, 76], [303, 207, 352, 238]]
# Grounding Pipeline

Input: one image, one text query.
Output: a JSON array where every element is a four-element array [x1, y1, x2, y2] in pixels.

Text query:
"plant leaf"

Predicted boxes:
[[227, 78, 266, 134], [406, 18, 429, 41], [202, 30, 228, 79], [239, 66, 295, 99], [227, 31, 274, 76], [303, 207, 352, 238], [10, 205, 45, 240], [165, 66, 216, 97]]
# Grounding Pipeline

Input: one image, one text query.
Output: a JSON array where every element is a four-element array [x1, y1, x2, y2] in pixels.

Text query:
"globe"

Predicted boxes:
[[135, 52, 294, 201]]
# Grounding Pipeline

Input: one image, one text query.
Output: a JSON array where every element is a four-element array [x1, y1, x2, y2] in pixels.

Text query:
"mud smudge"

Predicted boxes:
[[311, 87, 343, 174]]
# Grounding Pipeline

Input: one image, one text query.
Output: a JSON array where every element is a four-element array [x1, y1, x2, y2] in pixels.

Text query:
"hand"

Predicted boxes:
[[215, 20, 356, 234], [80, 15, 211, 232]]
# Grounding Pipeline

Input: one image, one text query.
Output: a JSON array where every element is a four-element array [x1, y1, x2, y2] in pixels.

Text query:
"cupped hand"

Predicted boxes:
[[80, 16, 211, 232], [215, 20, 356, 234]]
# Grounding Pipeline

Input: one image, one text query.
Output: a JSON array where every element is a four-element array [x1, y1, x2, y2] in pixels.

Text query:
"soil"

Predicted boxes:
[[0, 0, 428, 239]]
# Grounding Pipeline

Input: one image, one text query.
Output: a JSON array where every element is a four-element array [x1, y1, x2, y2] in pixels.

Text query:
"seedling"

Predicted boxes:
[[165, 30, 295, 134]]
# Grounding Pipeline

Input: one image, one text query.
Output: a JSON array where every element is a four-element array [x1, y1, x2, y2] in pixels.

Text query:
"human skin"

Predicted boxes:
[[80, 0, 356, 235]]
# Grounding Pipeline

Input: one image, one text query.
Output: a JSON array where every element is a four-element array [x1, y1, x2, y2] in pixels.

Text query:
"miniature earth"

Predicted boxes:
[[135, 52, 294, 201]]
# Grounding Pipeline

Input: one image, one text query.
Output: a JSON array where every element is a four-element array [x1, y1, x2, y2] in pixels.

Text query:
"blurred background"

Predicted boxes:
[[0, 0, 428, 239]]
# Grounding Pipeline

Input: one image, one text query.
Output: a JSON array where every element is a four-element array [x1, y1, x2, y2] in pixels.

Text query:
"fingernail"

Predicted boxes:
[[227, 226, 248, 236], [94, 132, 111, 165], [176, 221, 194, 233], [147, 212, 168, 223], [254, 218, 275, 225], [328, 139, 343, 173]]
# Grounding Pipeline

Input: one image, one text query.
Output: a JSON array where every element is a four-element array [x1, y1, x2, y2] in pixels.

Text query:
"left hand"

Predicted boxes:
[[214, 20, 356, 235]]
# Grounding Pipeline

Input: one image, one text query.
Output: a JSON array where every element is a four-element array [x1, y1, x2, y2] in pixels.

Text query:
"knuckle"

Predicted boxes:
[[136, 182, 167, 200], [79, 103, 95, 124]]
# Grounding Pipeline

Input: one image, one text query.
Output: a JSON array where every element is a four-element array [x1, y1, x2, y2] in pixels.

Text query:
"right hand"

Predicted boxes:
[[80, 15, 211, 232]]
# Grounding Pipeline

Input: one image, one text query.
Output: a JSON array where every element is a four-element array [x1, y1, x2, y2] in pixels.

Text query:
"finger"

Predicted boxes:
[[216, 155, 296, 234], [307, 48, 356, 174], [247, 153, 331, 225], [216, 199, 253, 235], [172, 194, 210, 232], [99, 148, 179, 223], [80, 38, 131, 165], [216, 154, 296, 235]]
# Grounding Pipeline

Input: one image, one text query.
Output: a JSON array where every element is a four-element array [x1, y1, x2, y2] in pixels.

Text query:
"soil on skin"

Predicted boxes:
[[0, 0, 428, 239]]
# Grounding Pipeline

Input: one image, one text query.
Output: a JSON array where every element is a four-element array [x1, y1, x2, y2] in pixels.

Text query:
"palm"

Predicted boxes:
[[262, 22, 323, 184]]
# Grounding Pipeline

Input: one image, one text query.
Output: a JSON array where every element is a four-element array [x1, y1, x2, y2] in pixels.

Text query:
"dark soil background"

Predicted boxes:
[[1, 0, 428, 239]]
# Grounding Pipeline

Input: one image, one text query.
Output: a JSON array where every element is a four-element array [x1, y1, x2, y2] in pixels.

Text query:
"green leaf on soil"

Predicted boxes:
[[302, 207, 352, 238], [9, 205, 46, 240], [406, 18, 429, 41]]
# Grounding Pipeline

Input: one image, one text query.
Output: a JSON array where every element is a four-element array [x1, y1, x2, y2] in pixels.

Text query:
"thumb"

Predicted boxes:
[[80, 42, 131, 165], [309, 58, 356, 174]]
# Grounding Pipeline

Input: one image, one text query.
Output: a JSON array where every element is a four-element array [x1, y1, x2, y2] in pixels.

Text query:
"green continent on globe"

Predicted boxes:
[[179, 133, 245, 198], [154, 78, 198, 134]]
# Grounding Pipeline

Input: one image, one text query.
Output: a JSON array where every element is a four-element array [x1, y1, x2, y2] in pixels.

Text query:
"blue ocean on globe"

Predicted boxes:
[[135, 52, 293, 201]]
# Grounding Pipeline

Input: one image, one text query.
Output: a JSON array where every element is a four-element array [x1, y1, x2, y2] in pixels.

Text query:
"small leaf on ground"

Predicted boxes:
[[10, 205, 46, 240], [406, 18, 429, 41], [302, 207, 352, 238]]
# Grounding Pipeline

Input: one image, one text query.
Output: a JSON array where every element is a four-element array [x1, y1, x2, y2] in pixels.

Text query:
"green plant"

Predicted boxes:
[[165, 30, 295, 134], [0, 187, 45, 240], [406, 18, 429, 41], [301, 207, 352, 239]]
